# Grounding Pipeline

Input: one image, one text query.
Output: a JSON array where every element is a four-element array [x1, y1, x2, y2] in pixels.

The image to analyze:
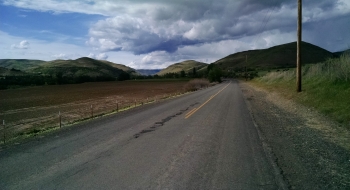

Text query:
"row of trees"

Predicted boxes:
[[1, 64, 261, 90], [131, 64, 259, 83], [0, 73, 130, 90], [131, 65, 224, 82]]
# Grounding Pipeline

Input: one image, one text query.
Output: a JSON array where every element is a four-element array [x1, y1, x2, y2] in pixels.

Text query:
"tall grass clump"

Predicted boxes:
[[184, 79, 210, 91], [255, 52, 350, 126], [304, 52, 350, 82]]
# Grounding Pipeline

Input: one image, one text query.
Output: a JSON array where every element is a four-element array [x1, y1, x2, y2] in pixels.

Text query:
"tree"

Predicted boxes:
[[192, 67, 197, 77], [180, 70, 186, 78], [207, 64, 222, 82]]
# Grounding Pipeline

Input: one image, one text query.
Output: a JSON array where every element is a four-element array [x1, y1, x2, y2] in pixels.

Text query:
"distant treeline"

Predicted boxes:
[[0, 73, 130, 90], [131, 64, 260, 82]]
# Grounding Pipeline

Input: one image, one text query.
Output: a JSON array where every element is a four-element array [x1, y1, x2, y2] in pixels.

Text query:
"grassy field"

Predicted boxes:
[[0, 80, 189, 142], [252, 53, 350, 128]]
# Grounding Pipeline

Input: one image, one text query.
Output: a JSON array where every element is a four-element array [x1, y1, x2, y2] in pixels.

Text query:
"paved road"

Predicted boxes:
[[0, 80, 284, 189]]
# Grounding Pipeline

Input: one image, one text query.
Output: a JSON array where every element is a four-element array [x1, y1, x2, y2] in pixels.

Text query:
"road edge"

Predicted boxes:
[[238, 80, 289, 190]]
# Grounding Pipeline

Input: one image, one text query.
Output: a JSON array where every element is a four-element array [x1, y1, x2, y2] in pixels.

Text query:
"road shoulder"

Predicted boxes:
[[239, 81, 350, 189]]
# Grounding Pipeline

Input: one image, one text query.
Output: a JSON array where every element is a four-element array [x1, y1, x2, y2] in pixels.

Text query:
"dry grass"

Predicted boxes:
[[183, 79, 210, 91], [255, 52, 350, 127]]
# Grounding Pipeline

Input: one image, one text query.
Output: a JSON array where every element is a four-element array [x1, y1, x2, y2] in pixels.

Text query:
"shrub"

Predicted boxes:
[[184, 79, 210, 91]]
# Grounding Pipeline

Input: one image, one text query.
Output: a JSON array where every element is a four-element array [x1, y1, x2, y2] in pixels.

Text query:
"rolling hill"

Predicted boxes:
[[0, 67, 28, 76], [0, 57, 136, 78], [28, 57, 129, 78], [156, 60, 208, 76], [214, 41, 335, 70], [333, 49, 350, 57], [100, 60, 137, 74], [0, 59, 45, 71]]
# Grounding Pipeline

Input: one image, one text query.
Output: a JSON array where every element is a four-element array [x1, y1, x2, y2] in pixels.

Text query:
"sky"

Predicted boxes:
[[1, 0, 350, 69]]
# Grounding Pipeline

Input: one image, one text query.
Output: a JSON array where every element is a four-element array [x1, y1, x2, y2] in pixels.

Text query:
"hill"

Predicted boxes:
[[0, 57, 135, 79], [333, 49, 350, 57], [0, 67, 28, 76], [99, 60, 137, 75], [156, 60, 207, 76], [214, 41, 334, 70], [136, 69, 162, 76], [0, 58, 134, 89], [0, 59, 45, 71], [28, 57, 130, 79]]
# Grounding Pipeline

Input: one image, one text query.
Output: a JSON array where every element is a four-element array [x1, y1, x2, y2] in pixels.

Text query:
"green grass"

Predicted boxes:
[[254, 53, 350, 127]]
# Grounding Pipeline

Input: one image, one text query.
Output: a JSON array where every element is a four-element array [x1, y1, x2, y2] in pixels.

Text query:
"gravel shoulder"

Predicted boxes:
[[239, 81, 350, 189]]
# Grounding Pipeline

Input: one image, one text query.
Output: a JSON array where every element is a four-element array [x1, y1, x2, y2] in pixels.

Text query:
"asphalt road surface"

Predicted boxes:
[[0, 80, 286, 189]]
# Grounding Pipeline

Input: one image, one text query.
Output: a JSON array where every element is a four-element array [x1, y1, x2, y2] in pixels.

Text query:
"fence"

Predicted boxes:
[[0, 92, 185, 144]]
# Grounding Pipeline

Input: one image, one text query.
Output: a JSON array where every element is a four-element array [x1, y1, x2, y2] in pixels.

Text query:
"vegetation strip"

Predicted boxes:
[[185, 82, 231, 119], [254, 52, 350, 127]]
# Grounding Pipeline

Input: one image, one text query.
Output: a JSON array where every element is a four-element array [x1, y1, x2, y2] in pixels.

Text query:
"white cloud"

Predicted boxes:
[[97, 53, 109, 60], [53, 53, 67, 59], [2, 0, 153, 16], [3, 0, 350, 69], [84, 0, 350, 56], [11, 40, 30, 49], [88, 53, 109, 60], [0, 30, 87, 60]]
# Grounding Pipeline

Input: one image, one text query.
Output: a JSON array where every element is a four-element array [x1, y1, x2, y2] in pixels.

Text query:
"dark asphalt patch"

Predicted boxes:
[[133, 102, 199, 139]]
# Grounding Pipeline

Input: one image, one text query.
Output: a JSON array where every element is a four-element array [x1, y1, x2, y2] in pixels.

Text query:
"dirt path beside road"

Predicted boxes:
[[239, 81, 350, 189]]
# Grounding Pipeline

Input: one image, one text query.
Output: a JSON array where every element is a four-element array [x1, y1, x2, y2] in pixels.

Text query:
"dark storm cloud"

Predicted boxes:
[[88, 0, 350, 54]]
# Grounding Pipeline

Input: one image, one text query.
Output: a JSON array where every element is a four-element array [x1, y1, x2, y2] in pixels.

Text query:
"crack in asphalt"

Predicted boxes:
[[133, 102, 199, 139]]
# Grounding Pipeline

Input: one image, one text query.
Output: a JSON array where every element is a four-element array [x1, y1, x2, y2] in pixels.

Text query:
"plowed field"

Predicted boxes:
[[0, 80, 188, 139]]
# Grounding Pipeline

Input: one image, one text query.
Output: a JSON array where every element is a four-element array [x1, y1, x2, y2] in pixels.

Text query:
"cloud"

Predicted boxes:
[[84, 0, 350, 55], [53, 53, 67, 59], [11, 40, 30, 49], [0, 30, 89, 61], [3, 0, 350, 68], [88, 53, 109, 60]]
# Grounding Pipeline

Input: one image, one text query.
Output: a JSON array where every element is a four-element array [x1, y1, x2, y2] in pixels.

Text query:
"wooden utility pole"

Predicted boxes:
[[297, 0, 302, 92], [245, 55, 248, 81]]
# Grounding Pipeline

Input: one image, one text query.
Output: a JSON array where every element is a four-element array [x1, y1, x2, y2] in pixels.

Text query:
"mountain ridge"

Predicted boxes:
[[156, 60, 208, 76], [213, 41, 335, 70], [1, 41, 343, 78]]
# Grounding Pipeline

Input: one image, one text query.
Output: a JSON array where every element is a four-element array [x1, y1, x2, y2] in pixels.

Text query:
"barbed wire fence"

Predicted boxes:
[[0, 91, 186, 144]]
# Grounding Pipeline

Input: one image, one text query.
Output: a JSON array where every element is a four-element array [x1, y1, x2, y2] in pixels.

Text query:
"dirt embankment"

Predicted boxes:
[[239, 81, 350, 189]]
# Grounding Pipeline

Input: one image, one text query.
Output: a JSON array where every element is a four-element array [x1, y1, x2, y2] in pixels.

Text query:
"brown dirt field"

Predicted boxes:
[[0, 80, 188, 139]]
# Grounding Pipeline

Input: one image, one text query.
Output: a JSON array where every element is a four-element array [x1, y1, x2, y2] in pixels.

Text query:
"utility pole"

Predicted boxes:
[[297, 0, 302, 92], [245, 55, 248, 81]]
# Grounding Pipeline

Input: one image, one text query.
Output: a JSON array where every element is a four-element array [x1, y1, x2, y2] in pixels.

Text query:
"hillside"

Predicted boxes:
[[0, 59, 45, 71], [0, 57, 135, 78], [0, 67, 28, 76], [333, 49, 350, 57], [156, 60, 207, 76], [214, 41, 334, 70], [28, 57, 130, 79], [100, 60, 137, 75], [0, 58, 134, 89]]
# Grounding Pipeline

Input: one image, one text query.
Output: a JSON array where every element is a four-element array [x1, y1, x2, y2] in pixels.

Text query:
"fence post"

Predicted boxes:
[[3, 120, 5, 144], [91, 105, 93, 118], [59, 111, 61, 128], [134, 100, 136, 107], [117, 102, 119, 112]]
